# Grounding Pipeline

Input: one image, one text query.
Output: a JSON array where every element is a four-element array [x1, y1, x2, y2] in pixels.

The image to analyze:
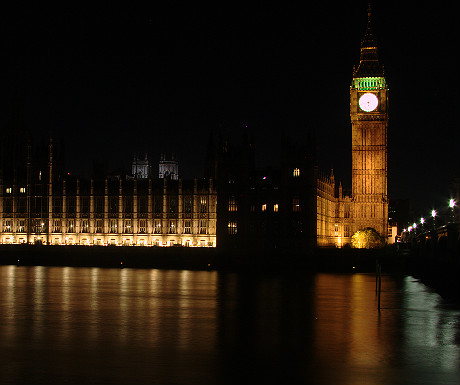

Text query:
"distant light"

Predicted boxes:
[[413, 223, 417, 229], [420, 217, 425, 224], [408, 226, 413, 232], [263, 176, 267, 180], [449, 199, 456, 208], [431, 209, 437, 218]]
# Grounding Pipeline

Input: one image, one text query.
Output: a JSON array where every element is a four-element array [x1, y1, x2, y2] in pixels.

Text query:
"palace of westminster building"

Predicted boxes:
[[0, 9, 390, 249]]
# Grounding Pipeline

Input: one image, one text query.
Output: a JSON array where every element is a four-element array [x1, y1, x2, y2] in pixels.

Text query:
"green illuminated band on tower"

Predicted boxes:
[[353, 77, 386, 90]]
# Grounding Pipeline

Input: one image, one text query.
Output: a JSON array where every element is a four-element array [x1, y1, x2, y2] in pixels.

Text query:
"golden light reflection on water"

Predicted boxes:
[[0, 266, 218, 346], [0, 266, 458, 385], [3, 265, 16, 342], [314, 274, 398, 384], [312, 273, 460, 385], [32, 266, 45, 341]]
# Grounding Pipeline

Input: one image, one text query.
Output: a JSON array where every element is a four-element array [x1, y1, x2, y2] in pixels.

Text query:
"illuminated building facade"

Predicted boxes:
[[159, 154, 179, 180], [316, 6, 389, 247], [349, 7, 389, 238], [0, 7, 388, 249], [0, 141, 216, 247], [132, 154, 151, 179], [316, 170, 353, 247]]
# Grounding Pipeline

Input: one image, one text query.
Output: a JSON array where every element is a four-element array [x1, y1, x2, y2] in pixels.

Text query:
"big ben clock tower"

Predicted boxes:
[[350, 6, 388, 237]]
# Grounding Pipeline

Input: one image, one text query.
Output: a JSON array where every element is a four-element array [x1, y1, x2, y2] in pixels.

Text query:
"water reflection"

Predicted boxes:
[[401, 276, 460, 373], [0, 266, 458, 385], [312, 274, 402, 385]]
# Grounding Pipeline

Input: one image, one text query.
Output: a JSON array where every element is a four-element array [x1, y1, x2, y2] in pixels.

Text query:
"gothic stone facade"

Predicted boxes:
[[316, 7, 389, 246], [0, 142, 216, 247]]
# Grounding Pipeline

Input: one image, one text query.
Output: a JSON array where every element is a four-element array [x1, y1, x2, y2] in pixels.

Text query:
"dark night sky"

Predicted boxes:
[[1, 1, 459, 213]]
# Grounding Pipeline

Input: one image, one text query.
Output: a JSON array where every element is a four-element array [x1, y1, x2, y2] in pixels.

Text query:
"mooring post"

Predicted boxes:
[[377, 264, 382, 311], [375, 259, 379, 292]]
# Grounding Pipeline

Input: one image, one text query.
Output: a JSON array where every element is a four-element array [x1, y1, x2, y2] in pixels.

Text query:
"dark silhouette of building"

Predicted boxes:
[[206, 132, 316, 252]]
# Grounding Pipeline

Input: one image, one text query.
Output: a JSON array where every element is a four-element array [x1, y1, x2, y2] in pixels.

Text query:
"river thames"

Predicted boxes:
[[0, 265, 459, 384]]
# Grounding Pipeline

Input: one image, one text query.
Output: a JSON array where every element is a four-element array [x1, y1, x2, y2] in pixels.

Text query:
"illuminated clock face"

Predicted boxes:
[[359, 93, 379, 112]]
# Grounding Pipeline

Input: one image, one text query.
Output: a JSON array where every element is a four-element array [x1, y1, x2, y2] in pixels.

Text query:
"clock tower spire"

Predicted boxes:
[[350, 5, 389, 238], [354, 4, 384, 78]]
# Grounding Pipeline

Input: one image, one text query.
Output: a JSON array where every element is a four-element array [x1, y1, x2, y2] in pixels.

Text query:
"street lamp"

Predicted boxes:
[[402, 228, 407, 242], [449, 199, 456, 223], [431, 209, 437, 229]]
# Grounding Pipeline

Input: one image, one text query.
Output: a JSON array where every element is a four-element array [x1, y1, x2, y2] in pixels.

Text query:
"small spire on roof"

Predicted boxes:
[[353, 3, 384, 78], [361, 3, 376, 48]]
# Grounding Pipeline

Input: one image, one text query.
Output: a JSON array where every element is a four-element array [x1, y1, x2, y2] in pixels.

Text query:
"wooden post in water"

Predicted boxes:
[[375, 259, 379, 292], [377, 263, 382, 311]]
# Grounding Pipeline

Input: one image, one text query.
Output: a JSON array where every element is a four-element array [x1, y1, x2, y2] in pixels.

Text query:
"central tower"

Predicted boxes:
[[350, 7, 388, 237]]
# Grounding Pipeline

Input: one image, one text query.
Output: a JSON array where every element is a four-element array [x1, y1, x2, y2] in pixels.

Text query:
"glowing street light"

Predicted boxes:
[[412, 222, 417, 237], [449, 199, 456, 223], [420, 217, 425, 225], [431, 209, 437, 229]]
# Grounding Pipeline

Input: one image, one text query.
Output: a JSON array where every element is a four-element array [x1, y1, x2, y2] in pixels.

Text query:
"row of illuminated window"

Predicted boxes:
[[261, 204, 279, 212], [3, 219, 209, 235], [5, 187, 26, 194], [228, 221, 237, 235], [228, 198, 301, 212], [1, 196, 211, 214], [260, 168, 301, 181]]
